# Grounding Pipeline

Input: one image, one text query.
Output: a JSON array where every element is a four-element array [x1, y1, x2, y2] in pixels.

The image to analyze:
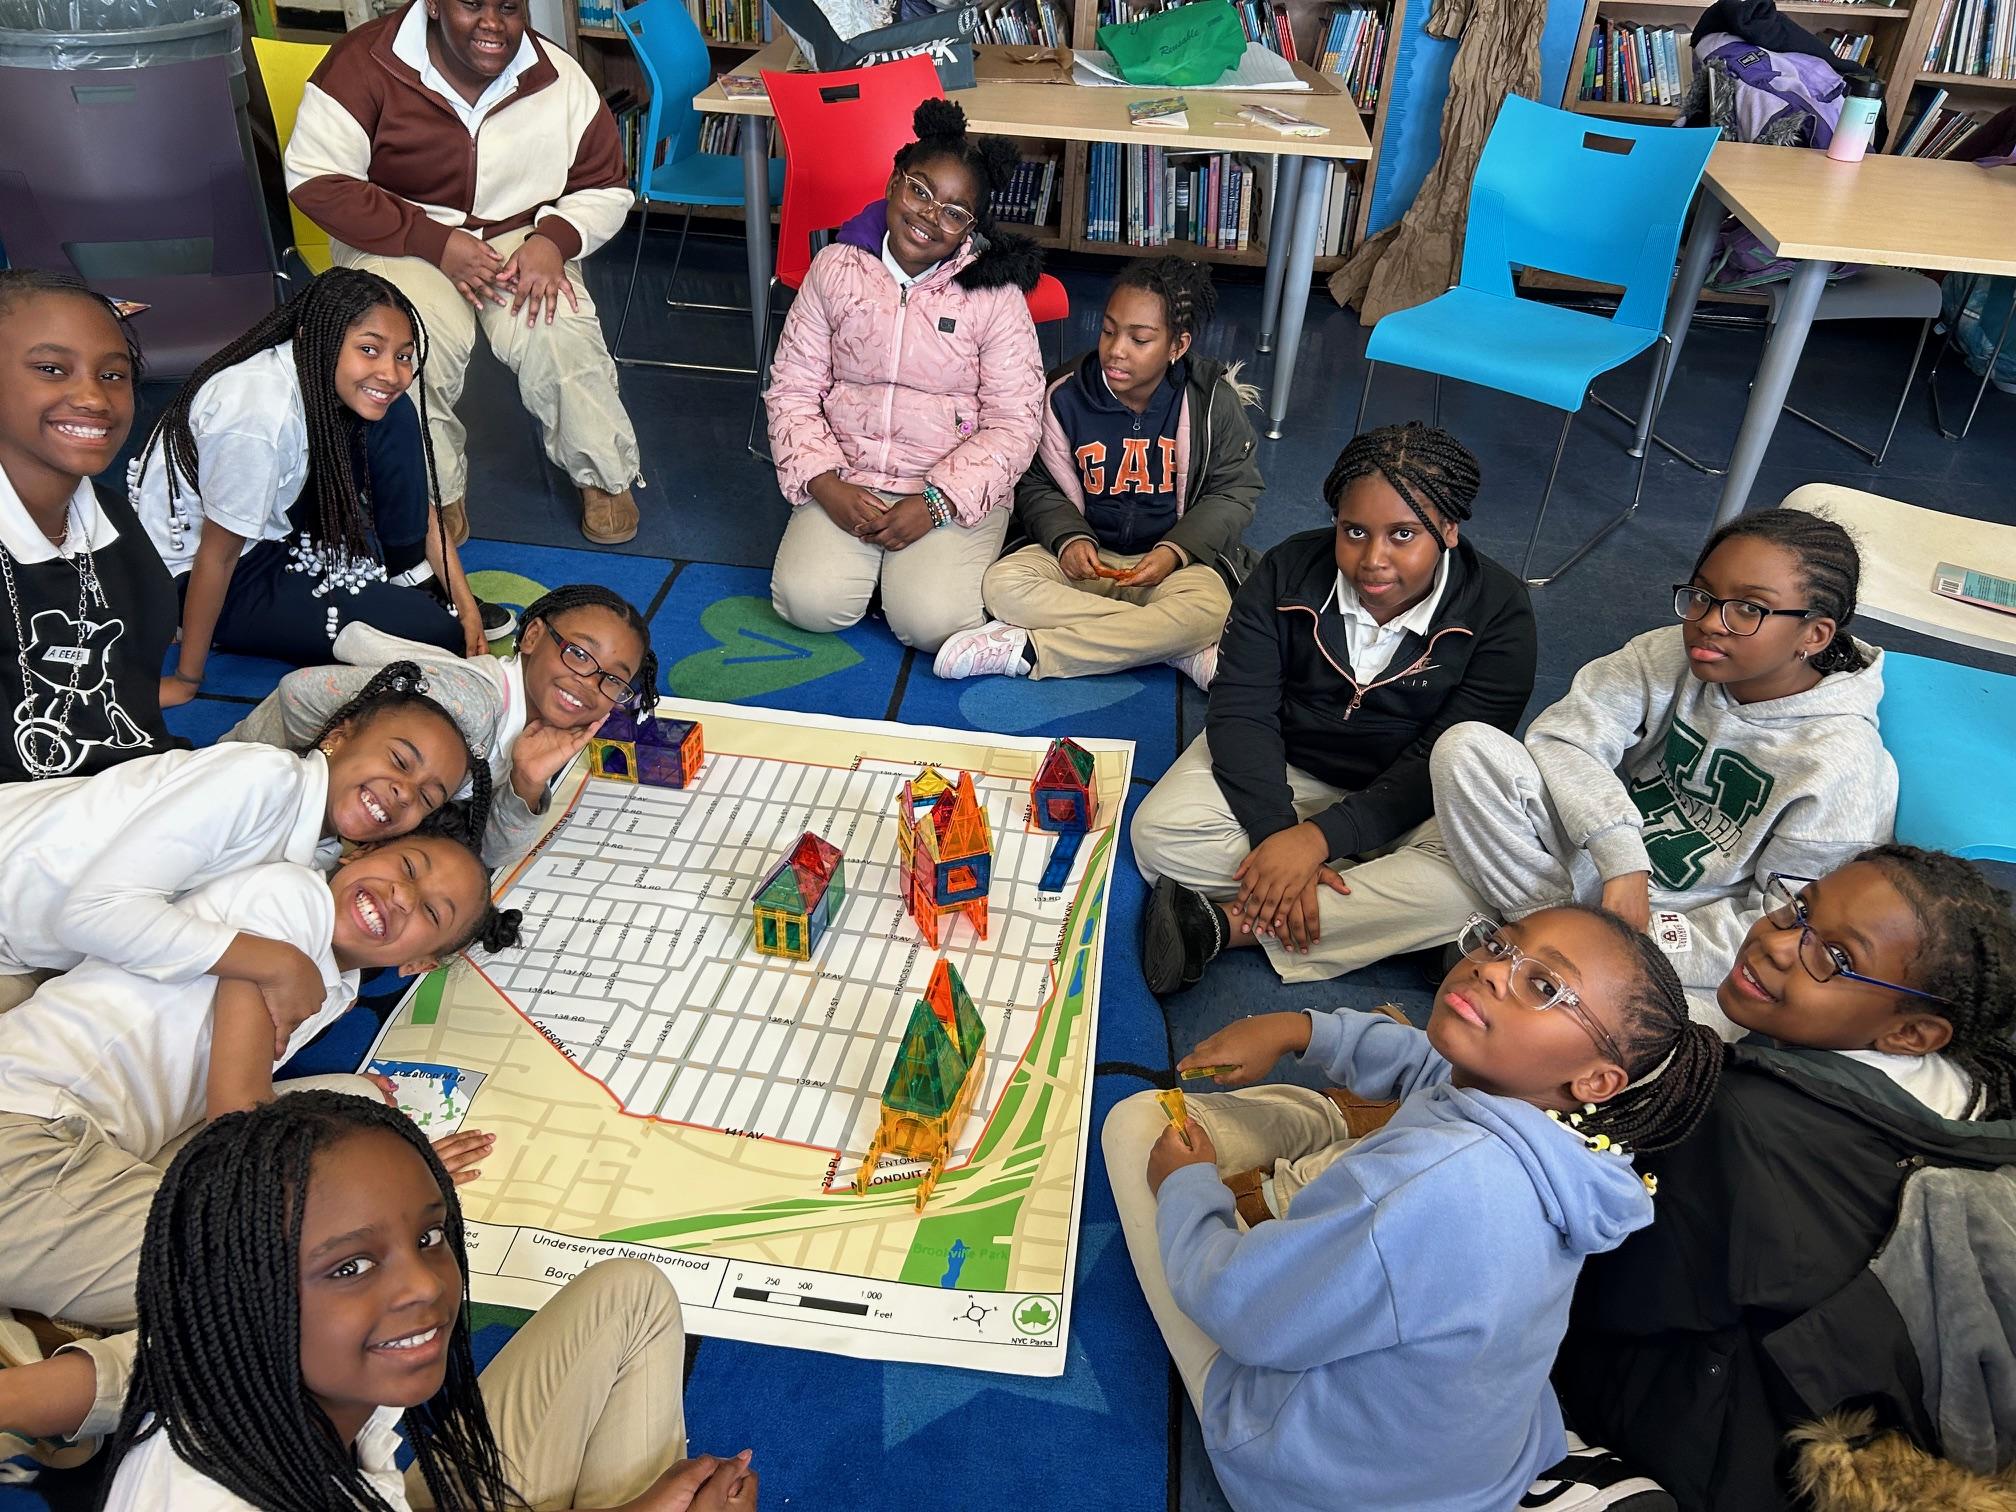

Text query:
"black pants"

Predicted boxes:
[[210, 396, 462, 666]]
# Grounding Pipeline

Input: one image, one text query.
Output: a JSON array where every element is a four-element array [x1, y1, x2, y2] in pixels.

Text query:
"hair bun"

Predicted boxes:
[[912, 97, 968, 139], [480, 907, 525, 955]]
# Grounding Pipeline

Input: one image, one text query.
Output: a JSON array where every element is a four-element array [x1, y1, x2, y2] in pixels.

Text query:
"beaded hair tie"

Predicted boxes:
[[1546, 1105, 1659, 1196]]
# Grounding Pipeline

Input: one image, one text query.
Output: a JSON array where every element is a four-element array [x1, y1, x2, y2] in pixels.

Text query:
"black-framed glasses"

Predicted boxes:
[[1672, 584, 1816, 637], [1762, 874, 1949, 1004], [541, 621, 642, 708], [1457, 915, 1630, 1068], [898, 171, 977, 234]]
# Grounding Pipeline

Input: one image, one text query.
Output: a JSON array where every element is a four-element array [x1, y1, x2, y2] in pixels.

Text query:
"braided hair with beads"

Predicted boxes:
[[139, 268, 465, 606], [1692, 508, 1869, 675], [302, 660, 496, 850], [0, 268, 145, 376], [95, 1092, 518, 1512], [1857, 844, 2016, 1120], [523, 583, 660, 717], [1111, 255, 1219, 344], [1322, 423, 1482, 549], [893, 99, 1019, 243], [1564, 905, 1726, 1156]]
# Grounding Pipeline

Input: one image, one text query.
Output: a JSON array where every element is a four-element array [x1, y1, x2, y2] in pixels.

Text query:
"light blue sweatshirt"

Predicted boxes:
[[1155, 1009, 1656, 1512]]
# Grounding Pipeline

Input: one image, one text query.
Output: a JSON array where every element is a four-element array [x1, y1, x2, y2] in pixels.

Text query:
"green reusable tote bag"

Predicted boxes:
[[1096, 0, 1247, 86]]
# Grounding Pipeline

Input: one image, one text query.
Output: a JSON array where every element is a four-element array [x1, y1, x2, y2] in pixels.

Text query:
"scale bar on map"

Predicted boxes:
[[732, 1286, 871, 1316]]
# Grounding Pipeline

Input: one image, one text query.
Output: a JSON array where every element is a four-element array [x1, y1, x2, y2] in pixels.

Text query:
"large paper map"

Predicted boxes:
[[365, 701, 1129, 1376]]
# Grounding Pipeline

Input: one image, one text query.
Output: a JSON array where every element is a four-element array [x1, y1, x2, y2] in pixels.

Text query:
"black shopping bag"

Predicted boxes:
[[768, 0, 979, 89]]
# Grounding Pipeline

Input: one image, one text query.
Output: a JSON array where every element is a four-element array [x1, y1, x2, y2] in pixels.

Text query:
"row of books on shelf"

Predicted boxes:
[[1310, 155, 1361, 257], [1824, 29, 1877, 64], [1083, 142, 1263, 250], [695, 113, 778, 156], [1578, 19, 1692, 106], [1920, 0, 2015, 78], [607, 87, 646, 181], [1314, 3, 1386, 104], [971, 0, 1070, 45], [991, 157, 1062, 228], [1896, 83, 1999, 153], [578, 0, 771, 38]]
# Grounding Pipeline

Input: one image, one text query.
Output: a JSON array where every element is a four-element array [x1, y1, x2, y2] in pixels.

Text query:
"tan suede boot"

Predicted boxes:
[[581, 485, 638, 545], [439, 496, 470, 547]]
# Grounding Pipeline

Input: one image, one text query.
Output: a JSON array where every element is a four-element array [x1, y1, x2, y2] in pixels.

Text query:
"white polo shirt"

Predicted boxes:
[[0, 470, 120, 563], [1326, 549, 1451, 684], [129, 343, 307, 575], [392, 0, 538, 134], [0, 863, 358, 1162], [102, 1405, 407, 1511], [0, 743, 331, 980]]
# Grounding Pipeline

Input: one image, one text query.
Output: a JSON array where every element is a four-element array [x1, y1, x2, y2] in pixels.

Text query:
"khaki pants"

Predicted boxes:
[[770, 498, 1011, 653], [334, 227, 642, 504], [1102, 1086, 1358, 1414], [1130, 732, 1484, 983], [981, 544, 1231, 679]]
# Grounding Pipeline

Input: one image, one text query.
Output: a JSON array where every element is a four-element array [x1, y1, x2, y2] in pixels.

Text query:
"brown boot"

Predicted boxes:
[[1318, 1002, 1411, 1138], [581, 485, 638, 545], [1221, 1166, 1275, 1227], [439, 496, 470, 547]]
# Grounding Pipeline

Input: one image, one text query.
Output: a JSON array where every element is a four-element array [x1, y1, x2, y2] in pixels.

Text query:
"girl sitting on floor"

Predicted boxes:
[[99, 1094, 753, 1510], [132, 268, 497, 700], [1131, 422, 1536, 995], [1557, 846, 2016, 1511], [224, 584, 658, 865], [0, 269, 177, 783], [1104, 904, 1724, 1512], [765, 99, 1045, 654], [0, 661, 479, 1019], [934, 256, 1260, 691], [1429, 507, 1896, 1032]]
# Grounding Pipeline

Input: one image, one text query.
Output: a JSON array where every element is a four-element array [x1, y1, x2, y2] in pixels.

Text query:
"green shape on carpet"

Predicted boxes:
[[469, 1300, 533, 1334], [409, 970, 448, 1026], [898, 1200, 1020, 1291], [667, 597, 862, 701]]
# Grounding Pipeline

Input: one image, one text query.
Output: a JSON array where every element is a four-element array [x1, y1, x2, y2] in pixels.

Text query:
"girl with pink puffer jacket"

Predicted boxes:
[[765, 99, 1046, 653]]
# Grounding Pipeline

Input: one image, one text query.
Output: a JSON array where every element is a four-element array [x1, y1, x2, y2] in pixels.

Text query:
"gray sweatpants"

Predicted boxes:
[[1129, 733, 1483, 983], [1429, 722, 1605, 920]]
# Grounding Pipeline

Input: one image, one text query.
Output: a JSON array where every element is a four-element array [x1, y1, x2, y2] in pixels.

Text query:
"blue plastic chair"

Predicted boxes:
[[611, 0, 786, 374], [1877, 652, 2016, 864], [1355, 95, 1718, 587]]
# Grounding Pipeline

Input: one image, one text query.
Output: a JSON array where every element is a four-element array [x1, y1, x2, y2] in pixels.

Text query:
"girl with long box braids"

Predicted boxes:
[[1132, 421, 1537, 997], [92, 1093, 755, 1511], [1558, 845, 2016, 1510], [132, 268, 500, 702], [1104, 902, 1723, 1511], [1429, 506, 1897, 1036], [0, 660, 484, 1019], [222, 584, 659, 866]]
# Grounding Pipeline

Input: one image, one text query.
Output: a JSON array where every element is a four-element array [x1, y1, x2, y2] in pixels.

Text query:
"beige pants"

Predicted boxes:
[[981, 544, 1231, 679], [770, 498, 1012, 653], [1130, 732, 1484, 983], [0, 970, 51, 1015], [1102, 1086, 1358, 1414], [334, 227, 642, 503]]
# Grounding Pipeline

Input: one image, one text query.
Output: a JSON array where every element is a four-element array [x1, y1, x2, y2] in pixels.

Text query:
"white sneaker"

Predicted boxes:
[[1168, 643, 1218, 691], [934, 622, 1031, 680]]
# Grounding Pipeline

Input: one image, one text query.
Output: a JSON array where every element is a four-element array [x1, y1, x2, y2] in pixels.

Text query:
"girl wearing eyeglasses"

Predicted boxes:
[[765, 99, 1046, 655], [1428, 507, 1895, 1034], [1103, 902, 1725, 1512], [221, 583, 657, 865], [1557, 846, 2016, 1510]]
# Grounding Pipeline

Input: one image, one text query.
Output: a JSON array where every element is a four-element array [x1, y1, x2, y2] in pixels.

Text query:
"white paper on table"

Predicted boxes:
[[1071, 41, 1312, 90]]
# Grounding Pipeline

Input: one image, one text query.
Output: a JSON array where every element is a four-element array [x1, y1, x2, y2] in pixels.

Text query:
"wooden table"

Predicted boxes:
[[1637, 143, 2016, 531], [695, 40, 1372, 435]]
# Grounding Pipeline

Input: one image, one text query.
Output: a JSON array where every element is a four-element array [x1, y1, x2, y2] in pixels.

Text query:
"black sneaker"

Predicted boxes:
[[478, 600, 517, 643], [1521, 1445, 1676, 1511], [1143, 876, 1228, 996]]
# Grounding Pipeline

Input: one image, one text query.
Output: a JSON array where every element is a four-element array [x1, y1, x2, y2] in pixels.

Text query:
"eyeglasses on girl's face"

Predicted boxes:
[[898, 172, 977, 234], [1457, 915, 1630, 1068], [540, 621, 642, 708], [1762, 874, 1948, 1004], [1671, 584, 1816, 637]]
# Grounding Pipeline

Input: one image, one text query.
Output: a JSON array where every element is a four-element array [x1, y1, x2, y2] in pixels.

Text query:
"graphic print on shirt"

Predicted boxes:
[[1073, 437, 1179, 497], [12, 607, 152, 777], [1626, 717, 1776, 889]]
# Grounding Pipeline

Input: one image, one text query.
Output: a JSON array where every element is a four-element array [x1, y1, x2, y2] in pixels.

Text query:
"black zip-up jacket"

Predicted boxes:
[[1205, 528, 1536, 858], [1557, 1044, 2016, 1511]]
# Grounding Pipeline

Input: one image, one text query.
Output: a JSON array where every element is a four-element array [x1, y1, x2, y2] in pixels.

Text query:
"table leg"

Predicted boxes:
[[741, 123, 772, 368], [1635, 189, 1722, 458], [1258, 154, 1305, 356], [1709, 255, 1826, 532], [1264, 159, 1331, 442]]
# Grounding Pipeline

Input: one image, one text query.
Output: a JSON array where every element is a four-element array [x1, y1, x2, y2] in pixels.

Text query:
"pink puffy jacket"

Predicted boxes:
[[764, 202, 1046, 527]]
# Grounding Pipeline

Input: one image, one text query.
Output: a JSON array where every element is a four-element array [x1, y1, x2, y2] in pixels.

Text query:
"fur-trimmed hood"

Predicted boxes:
[[835, 200, 1044, 293], [1791, 1410, 2016, 1512]]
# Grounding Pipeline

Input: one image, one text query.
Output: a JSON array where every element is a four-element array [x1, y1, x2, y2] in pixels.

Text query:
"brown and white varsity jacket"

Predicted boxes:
[[285, 0, 632, 266]]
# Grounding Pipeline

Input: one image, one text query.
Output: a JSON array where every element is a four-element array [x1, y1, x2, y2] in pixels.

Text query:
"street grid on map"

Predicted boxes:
[[484, 753, 1084, 1179]]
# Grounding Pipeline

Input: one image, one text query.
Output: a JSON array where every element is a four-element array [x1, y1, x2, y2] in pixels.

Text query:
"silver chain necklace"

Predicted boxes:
[[2, 509, 108, 779]]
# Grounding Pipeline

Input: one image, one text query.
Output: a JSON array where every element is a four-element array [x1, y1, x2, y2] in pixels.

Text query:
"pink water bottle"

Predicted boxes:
[[1828, 78, 1883, 163]]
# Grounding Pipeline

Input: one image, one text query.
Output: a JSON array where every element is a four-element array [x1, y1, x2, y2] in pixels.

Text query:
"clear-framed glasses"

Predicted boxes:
[[542, 622, 643, 708], [899, 171, 977, 234], [1457, 915, 1629, 1067], [1762, 874, 1948, 1003], [1671, 584, 1816, 637]]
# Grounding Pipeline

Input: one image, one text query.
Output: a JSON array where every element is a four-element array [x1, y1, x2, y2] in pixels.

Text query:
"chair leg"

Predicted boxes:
[[660, 209, 751, 315], [1353, 360, 1375, 436], [615, 202, 760, 376], [1431, 373, 1443, 430], [1589, 390, 1726, 474], [745, 286, 783, 463], [1518, 411, 1579, 586], [1782, 315, 1933, 467], [1929, 278, 2014, 443], [611, 198, 653, 362]]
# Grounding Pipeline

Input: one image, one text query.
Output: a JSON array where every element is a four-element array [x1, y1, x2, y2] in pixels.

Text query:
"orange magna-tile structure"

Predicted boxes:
[[896, 766, 993, 949]]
